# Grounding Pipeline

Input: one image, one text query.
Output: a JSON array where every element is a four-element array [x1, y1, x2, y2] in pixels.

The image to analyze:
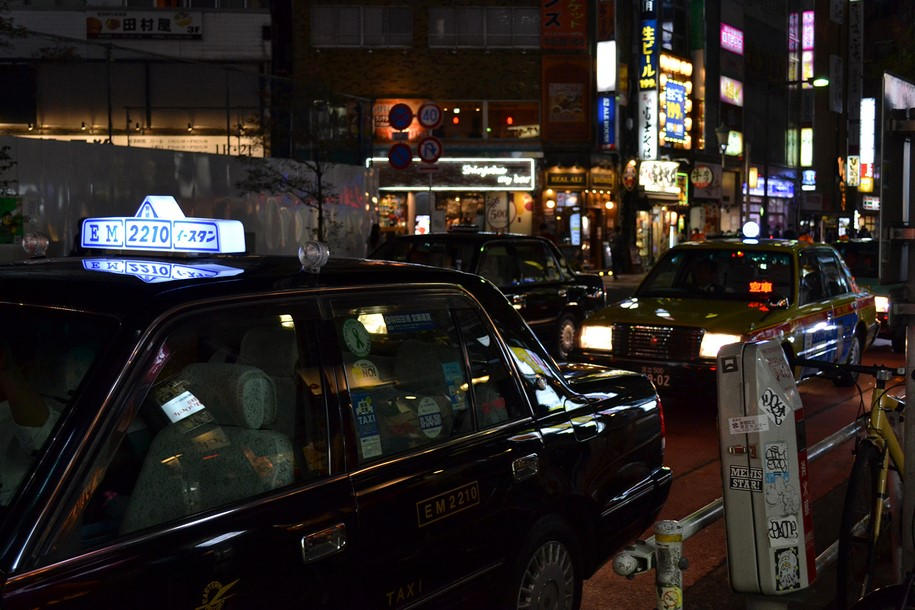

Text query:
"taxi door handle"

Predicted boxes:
[[301, 522, 346, 563], [512, 453, 540, 481]]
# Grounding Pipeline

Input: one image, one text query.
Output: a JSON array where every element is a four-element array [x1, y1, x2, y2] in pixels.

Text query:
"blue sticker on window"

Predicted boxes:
[[441, 361, 466, 410], [384, 312, 436, 333], [352, 391, 382, 459]]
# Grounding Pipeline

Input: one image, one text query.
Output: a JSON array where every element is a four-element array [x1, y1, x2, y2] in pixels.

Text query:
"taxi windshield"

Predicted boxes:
[[0, 305, 114, 513], [636, 248, 794, 302]]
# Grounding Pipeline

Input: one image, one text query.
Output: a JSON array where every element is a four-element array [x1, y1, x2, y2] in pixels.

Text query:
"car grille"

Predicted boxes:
[[612, 324, 704, 361]]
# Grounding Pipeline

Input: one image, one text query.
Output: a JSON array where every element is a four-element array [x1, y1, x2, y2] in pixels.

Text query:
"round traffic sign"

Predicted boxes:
[[388, 103, 414, 131], [417, 103, 443, 129], [388, 142, 413, 170], [417, 136, 443, 164]]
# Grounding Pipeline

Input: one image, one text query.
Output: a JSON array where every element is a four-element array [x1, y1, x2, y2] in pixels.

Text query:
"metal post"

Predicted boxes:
[[742, 141, 751, 232], [654, 520, 685, 610], [106, 44, 113, 144], [902, 133, 915, 574]]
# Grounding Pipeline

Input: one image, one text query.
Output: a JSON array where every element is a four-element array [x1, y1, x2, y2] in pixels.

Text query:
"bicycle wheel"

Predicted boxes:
[[836, 440, 897, 609]]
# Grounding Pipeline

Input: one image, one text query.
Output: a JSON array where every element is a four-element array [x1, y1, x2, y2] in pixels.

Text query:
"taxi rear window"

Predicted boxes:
[[637, 249, 794, 301], [0, 305, 114, 512]]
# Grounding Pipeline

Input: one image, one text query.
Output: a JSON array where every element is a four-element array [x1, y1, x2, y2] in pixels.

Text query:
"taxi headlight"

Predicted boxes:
[[580, 325, 613, 351], [699, 332, 742, 359], [875, 296, 889, 313]]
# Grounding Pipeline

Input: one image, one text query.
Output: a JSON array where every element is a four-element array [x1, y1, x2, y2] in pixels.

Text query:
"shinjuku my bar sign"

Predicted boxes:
[[370, 157, 537, 191]]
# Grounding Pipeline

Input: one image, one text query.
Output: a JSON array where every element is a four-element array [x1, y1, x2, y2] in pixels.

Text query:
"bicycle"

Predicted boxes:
[[791, 355, 909, 610]]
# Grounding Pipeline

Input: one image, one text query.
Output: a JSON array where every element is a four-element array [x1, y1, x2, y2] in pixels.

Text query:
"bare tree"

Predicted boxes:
[[236, 93, 369, 243]]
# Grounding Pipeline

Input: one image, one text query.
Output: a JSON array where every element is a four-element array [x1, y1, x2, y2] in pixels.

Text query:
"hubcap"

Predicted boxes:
[[559, 321, 576, 356], [517, 540, 575, 610], [849, 337, 861, 365]]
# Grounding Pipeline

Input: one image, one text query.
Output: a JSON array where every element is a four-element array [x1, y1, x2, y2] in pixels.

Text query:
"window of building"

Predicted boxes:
[[312, 5, 413, 47], [487, 101, 539, 139], [433, 102, 484, 139], [428, 6, 538, 48]]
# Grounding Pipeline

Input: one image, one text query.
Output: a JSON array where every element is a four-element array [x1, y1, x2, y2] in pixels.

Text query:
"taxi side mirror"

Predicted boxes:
[[766, 294, 790, 310]]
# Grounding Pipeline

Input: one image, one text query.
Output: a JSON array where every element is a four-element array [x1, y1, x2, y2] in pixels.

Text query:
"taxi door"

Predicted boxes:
[[817, 248, 865, 363], [331, 291, 545, 608], [0, 307, 358, 610], [795, 250, 840, 362]]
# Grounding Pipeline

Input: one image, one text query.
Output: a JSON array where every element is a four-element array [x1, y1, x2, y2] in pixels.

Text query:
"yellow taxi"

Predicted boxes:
[[575, 238, 879, 397]]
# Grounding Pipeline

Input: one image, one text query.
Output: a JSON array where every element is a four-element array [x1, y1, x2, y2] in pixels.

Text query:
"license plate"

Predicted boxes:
[[641, 366, 670, 387]]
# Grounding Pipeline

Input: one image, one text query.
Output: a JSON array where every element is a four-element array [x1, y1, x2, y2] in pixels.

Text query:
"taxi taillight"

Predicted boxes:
[[658, 397, 666, 453]]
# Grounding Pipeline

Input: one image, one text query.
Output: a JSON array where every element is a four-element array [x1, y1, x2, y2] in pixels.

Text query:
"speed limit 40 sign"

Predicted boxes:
[[417, 103, 443, 130]]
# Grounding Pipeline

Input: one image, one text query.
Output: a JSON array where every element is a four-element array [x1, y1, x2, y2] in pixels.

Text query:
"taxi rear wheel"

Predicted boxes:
[[834, 334, 863, 387], [556, 315, 578, 360], [509, 516, 582, 610]]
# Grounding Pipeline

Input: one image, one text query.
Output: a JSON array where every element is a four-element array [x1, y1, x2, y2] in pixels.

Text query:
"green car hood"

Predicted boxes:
[[586, 296, 785, 336]]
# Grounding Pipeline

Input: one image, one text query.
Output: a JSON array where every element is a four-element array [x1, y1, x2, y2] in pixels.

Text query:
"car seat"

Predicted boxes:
[[121, 363, 292, 534]]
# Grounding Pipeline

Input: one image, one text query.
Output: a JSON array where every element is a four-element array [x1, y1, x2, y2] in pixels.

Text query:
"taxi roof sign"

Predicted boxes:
[[81, 196, 246, 254]]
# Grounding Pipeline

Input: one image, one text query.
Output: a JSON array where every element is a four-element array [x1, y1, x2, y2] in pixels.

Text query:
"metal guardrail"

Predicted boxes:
[[612, 419, 859, 607]]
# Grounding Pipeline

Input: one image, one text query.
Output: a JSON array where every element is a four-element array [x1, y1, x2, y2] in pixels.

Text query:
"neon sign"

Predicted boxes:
[[720, 76, 744, 106], [639, 20, 658, 90], [81, 195, 246, 254], [720, 24, 744, 55]]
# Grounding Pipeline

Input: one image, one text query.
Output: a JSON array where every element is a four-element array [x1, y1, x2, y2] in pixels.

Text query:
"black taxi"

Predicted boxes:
[[369, 231, 607, 360], [0, 197, 670, 609]]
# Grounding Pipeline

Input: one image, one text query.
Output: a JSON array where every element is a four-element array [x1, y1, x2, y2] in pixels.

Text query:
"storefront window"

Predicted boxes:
[[434, 102, 484, 139], [379, 194, 407, 234], [488, 102, 540, 139], [442, 193, 484, 228]]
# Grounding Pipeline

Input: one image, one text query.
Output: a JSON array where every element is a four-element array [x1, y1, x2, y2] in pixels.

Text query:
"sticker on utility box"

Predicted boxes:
[[767, 514, 800, 548], [759, 387, 791, 426], [729, 465, 763, 492], [728, 414, 769, 434]]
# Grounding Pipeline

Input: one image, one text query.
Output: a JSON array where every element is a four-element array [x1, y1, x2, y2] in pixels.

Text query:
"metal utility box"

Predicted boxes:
[[716, 340, 816, 595]]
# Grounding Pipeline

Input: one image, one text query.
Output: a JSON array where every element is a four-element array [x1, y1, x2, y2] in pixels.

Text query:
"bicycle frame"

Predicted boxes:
[[862, 391, 905, 544]]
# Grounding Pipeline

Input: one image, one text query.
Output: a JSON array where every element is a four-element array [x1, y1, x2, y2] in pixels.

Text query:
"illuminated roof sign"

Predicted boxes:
[[81, 195, 246, 254]]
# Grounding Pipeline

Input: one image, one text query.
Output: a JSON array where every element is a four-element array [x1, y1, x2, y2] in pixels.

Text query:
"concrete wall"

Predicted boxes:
[[0, 136, 371, 260]]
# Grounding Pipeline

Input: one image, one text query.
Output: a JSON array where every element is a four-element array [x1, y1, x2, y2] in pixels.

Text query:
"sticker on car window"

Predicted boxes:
[[160, 389, 205, 423], [384, 312, 435, 333], [352, 391, 382, 458], [441, 361, 466, 410], [343, 318, 372, 357], [350, 359, 382, 388], [417, 397, 444, 438]]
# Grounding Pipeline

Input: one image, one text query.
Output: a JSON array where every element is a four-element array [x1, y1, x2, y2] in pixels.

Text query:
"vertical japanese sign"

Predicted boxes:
[[541, 0, 587, 50], [847, 2, 863, 149], [639, 90, 658, 160], [597, 95, 616, 150], [638, 16, 659, 161]]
